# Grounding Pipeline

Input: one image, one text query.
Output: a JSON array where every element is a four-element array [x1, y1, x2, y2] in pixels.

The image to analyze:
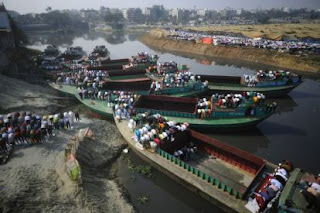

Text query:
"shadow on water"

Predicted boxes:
[[268, 95, 298, 114], [259, 120, 307, 136], [288, 89, 316, 99]]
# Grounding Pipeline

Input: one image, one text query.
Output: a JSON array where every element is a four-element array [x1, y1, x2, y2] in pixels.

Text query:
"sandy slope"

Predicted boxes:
[[0, 73, 134, 213], [0, 117, 134, 213], [0, 74, 66, 113]]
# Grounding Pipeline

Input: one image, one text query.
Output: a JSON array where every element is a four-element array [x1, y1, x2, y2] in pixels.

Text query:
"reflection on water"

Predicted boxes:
[[28, 31, 320, 210], [117, 151, 221, 213]]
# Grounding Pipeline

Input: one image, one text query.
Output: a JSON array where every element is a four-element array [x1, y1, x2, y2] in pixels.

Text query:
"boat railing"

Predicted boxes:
[[155, 148, 244, 199]]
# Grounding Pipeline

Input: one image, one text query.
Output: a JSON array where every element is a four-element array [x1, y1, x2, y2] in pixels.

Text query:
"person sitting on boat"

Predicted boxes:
[[300, 174, 320, 210], [253, 161, 293, 211]]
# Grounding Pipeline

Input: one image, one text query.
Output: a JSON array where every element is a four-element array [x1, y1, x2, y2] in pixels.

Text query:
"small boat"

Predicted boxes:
[[42, 45, 61, 60], [201, 70, 302, 98], [134, 94, 275, 132], [88, 45, 110, 62], [114, 115, 278, 213], [61, 46, 87, 61]]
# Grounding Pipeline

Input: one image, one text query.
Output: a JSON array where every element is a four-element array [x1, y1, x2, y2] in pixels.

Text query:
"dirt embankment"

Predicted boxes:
[[0, 117, 134, 213], [0, 73, 134, 212], [140, 31, 320, 73]]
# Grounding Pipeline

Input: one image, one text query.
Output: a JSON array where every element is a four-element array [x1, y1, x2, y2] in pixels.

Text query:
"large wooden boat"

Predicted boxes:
[[200, 74, 302, 98], [49, 83, 206, 120], [114, 116, 277, 213], [134, 95, 275, 132], [49, 83, 114, 118]]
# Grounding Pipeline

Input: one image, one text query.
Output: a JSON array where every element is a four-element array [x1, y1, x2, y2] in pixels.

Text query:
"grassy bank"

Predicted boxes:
[[140, 30, 320, 73]]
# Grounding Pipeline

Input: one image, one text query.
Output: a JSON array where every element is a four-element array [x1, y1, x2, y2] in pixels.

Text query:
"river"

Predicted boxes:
[[27, 31, 320, 213]]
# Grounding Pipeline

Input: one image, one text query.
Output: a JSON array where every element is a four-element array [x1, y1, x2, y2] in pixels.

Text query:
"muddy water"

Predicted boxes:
[[28, 31, 320, 212]]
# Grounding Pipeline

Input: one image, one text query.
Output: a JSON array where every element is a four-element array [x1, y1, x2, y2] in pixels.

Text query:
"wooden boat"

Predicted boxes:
[[200, 74, 302, 98], [49, 83, 114, 118], [101, 58, 130, 66], [42, 45, 61, 61], [88, 45, 110, 62], [114, 116, 277, 213], [49, 83, 205, 120], [60, 46, 87, 61], [100, 68, 152, 91], [134, 95, 275, 132]]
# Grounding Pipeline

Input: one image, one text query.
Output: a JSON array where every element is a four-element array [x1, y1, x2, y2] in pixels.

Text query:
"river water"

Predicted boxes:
[[28, 31, 320, 213]]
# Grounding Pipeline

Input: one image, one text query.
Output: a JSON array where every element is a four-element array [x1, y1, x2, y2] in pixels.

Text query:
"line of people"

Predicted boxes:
[[0, 111, 80, 156]]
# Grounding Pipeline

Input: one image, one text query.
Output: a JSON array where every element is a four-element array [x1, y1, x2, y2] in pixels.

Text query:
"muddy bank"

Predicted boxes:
[[140, 31, 320, 73]]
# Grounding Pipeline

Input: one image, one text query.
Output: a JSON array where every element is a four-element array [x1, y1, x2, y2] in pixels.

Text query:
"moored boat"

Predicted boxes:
[[60, 46, 87, 61], [114, 114, 278, 213], [88, 45, 110, 62], [201, 70, 302, 98], [134, 94, 275, 132], [42, 45, 61, 60]]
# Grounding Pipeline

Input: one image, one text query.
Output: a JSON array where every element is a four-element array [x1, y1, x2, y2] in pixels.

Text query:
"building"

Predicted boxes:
[[171, 8, 183, 20], [150, 5, 165, 22], [80, 9, 97, 21], [197, 9, 208, 17], [142, 7, 151, 16], [123, 8, 143, 23]]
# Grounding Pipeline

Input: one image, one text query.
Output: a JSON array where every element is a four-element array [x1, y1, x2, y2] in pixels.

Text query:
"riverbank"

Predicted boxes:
[[140, 30, 320, 73], [0, 72, 135, 212]]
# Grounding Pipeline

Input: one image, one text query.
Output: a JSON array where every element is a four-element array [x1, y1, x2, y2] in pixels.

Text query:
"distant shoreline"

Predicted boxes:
[[140, 30, 320, 73]]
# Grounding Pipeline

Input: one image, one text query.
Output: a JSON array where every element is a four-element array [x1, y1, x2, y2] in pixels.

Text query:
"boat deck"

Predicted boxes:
[[114, 118, 272, 213], [135, 95, 197, 113], [189, 151, 255, 194], [49, 83, 113, 117]]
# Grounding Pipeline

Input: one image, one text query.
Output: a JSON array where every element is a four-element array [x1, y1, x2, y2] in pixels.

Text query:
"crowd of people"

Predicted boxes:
[[242, 70, 301, 87], [167, 29, 320, 55], [132, 52, 158, 64], [195, 92, 268, 118], [129, 113, 196, 161], [149, 72, 207, 93], [253, 160, 294, 212], [0, 111, 80, 157]]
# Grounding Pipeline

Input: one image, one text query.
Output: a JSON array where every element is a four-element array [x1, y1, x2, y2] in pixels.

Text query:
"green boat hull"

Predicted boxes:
[[49, 83, 114, 118], [208, 82, 302, 98]]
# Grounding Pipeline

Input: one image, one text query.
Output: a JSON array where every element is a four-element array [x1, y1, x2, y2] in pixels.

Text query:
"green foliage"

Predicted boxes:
[[105, 12, 125, 29], [42, 11, 72, 28], [137, 195, 149, 204], [122, 156, 153, 178]]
